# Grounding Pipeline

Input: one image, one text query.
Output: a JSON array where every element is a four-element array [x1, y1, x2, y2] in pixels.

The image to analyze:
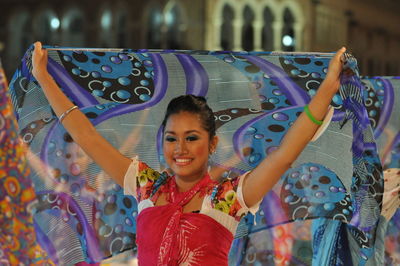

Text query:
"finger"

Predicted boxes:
[[336, 47, 346, 62], [34, 41, 42, 51], [332, 47, 345, 56]]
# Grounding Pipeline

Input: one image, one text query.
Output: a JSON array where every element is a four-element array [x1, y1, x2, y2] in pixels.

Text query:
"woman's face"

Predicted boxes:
[[163, 111, 217, 181]]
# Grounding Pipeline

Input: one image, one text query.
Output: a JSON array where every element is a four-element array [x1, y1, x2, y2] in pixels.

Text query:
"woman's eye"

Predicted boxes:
[[186, 136, 199, 142], [165, 136, 176, 142]]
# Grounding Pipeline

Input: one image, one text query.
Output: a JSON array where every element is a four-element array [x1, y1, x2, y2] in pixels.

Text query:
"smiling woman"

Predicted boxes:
[[162, 95, 218, 186], [123, 96, 258, 265], [123, 96, 261, 265], [163, 112, 213, 182], [31, 41, 346, 265]]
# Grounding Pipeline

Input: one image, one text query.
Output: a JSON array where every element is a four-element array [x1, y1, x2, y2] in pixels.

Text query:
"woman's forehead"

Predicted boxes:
[[164, 112, 205, 132]]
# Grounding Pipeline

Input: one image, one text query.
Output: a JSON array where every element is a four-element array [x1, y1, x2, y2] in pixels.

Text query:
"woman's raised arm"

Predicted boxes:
[[242, 47, 346, 207], [32, 42, 131, 187]]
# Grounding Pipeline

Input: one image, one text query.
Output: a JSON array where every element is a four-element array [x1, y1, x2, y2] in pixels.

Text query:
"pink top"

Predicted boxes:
[[123, 158, 260, 265]]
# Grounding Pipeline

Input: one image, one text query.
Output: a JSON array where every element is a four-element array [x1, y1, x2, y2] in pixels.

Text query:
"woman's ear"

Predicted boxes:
[[210, 135, 219, 154]]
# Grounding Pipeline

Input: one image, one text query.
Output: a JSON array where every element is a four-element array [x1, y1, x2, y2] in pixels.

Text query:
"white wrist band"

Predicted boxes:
[[59, 105, 78, 123]]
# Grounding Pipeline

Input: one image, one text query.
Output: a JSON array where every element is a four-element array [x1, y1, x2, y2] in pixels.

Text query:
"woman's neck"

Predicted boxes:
[[174, 169, 208, 193]]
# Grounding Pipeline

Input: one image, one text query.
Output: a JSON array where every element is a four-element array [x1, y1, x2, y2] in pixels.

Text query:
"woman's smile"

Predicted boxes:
[[163, 111, 218, 182], [174, 157, 193, 166]]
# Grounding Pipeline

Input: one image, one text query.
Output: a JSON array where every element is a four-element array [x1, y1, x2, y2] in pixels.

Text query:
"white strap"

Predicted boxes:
[[123, 156, 139, 198]]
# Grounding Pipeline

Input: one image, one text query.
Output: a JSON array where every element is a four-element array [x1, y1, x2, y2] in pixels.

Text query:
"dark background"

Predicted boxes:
[[0, 0, 399, 78]]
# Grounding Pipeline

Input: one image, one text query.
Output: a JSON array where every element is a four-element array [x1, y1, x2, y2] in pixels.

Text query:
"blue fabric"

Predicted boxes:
[[360, 76, 400, 264], [8, 45, 384, 265]]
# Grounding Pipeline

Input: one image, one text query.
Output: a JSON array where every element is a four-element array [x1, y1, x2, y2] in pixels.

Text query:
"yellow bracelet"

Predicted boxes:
[[304, 105, 323, 126], [59, 105, 78, 123]]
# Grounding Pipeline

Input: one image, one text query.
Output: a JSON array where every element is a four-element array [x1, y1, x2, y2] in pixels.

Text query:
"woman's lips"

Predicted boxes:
[[174, 158, 193, 166]]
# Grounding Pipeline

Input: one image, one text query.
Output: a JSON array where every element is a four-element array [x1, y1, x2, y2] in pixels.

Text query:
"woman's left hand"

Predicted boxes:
[[32, 42, 49, 81], [325, 47, 346, 92]]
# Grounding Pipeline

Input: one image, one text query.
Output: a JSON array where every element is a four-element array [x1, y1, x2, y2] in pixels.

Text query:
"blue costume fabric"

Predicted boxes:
[[229, 76, 400, 266], [8, 46, 384, 265], [360, 76, 400, 265]]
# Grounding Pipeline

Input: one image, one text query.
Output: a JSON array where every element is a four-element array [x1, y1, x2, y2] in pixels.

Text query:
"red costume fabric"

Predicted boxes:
[[136, 174, 233, 265], [124, 159, 259, 265]]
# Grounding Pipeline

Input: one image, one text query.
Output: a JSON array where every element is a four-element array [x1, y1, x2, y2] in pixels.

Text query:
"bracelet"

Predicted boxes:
[[59, 105, 78, 123], [304, 105, 323, 126]]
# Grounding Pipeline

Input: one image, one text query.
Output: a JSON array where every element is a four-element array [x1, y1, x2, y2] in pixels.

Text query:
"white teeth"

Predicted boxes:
[[175, 159, 191, 163]]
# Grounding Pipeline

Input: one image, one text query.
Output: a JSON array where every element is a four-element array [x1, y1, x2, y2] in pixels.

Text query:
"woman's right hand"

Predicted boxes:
[[32, 42, 49, 80]]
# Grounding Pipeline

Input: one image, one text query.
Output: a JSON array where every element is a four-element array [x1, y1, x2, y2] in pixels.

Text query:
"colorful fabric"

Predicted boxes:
[[132, 160, 251, 220], [0, 60, 53, 265], [8, 46, 383, 265], [124, 158, 258, 235]]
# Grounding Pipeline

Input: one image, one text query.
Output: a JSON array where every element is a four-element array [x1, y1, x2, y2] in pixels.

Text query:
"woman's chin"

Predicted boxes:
[[173, 167, 206, 180]]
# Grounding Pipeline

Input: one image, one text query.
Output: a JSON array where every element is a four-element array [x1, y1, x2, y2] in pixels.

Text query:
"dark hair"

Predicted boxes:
[[161, 95, 216, 139]]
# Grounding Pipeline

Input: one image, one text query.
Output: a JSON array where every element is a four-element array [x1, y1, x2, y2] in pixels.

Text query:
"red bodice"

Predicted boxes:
[[136, 174, 233, 265]]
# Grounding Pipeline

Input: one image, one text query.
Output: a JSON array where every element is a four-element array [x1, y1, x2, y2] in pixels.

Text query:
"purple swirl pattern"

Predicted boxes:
[[243, 56, 310, 106], [92, 53, 168, 125], [176, 54, 209, 97], [48, 58, 99, 107]]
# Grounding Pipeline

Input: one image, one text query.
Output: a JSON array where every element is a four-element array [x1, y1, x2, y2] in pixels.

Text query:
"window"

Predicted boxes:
[[242, 6, 254, 51], [262, 7, 274, 51], [147, 8, 162, 48], [35, 11, 59, 44], [166, 5, 184, 49], [62, 9, 85, 46], [220, 4, 234, 51], [116, 11, 128, 48], [145, 2, 187, 49], [282, 8, 295, 51], [99, 9, 112, 47]]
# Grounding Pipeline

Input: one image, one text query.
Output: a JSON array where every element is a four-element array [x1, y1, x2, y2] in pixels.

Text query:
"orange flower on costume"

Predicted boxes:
[[229, 198, 242, 218], [4, 176, 21, 197], [218, 182, 234, 199]]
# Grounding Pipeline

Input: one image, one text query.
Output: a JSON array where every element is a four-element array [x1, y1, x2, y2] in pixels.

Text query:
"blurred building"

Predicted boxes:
[[0, 0, 399, 77]]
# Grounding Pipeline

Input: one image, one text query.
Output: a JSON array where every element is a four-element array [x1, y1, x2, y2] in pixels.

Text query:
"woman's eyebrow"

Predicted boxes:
[[185, 130, 201, 134], [164, 130, 201, 135]]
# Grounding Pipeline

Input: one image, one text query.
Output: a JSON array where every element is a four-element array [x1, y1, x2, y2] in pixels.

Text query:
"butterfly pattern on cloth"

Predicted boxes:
[[8, 45, 383, 265]]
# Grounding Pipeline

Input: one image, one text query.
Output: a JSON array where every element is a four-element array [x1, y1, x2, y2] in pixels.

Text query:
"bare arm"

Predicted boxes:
[[242, 47, 346, 207], [32, 42, 131, 187]]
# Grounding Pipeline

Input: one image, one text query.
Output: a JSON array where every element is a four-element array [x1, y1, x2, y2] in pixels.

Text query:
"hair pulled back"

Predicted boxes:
[[161, 95, 216, 139]]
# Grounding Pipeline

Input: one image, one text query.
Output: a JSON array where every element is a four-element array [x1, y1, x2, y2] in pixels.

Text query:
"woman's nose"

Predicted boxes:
[[175, 139, 188, 153]]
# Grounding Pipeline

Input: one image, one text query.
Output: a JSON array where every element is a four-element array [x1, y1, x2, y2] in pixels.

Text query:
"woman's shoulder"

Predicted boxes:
[[214, 172, 247, 192], [136, 162, 170, 202], [208, 174, 246, 218]]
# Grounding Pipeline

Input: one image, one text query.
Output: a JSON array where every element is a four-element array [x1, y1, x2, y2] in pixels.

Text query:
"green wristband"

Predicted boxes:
[[304, 105, 323, 126]]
